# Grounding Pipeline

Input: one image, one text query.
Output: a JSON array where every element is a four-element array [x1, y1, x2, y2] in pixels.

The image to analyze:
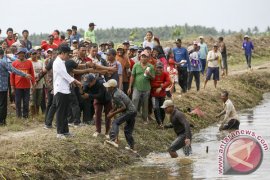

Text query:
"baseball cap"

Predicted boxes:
[[34, 46, 42, 50], [16, 48, 28, 55], [161, 100, 174, 108], [123, 40, 130, 44], [29, 49, 37, 54], [140, 50, 150, 57], [199, 36, 204, 39], [129, 45, 138, 50], [72, 39, 78, 43], [83, 74, 95, 86], [213, 43, 218, 47], [89, 22, 96, 27], [156, 62, 163, 68], [244, 35, 249, 38], [103, 79, 118, 88], [138, 47, 144, 52], [107, 49, 116, 56], [117, 44, 125, 50], [175, 38, 181, 43], [46, 48, 53, 53], [193, 41, 198, 45]]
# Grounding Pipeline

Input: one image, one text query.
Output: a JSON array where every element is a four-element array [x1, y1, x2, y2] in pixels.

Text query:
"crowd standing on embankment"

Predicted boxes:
[[0, 24, 253, 156]]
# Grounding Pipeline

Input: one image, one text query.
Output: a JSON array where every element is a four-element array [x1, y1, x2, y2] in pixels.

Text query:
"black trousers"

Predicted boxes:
[[54, 92, 69, 134], [177, 67, 188, 93], [110, 111, 137, 149], [152, 97, 165, 125], [188, 71, 200, 91], [0, 91, 8, 124], [122, 82, 129, 95], [15, 88, 30, 118]]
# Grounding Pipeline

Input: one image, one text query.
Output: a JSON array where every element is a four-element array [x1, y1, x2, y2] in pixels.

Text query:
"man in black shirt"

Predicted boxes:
[[81, 74, 112, 137], [161, 100, 192, 158]]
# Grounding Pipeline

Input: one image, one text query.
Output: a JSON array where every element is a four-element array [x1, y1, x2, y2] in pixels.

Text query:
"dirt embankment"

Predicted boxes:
[[0, 69, 270, 179]]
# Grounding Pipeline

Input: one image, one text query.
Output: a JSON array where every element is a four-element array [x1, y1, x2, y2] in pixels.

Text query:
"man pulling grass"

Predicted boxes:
[[104, 79, 137, 153]]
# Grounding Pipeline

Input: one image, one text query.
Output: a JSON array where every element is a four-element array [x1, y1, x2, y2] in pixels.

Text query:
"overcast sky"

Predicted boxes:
[[0, 0, 269, 35]]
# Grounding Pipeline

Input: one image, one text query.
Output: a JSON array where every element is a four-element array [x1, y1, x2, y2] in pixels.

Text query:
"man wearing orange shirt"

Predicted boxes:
[[116, 44, 130, 94], [10, 48, 35, 118]]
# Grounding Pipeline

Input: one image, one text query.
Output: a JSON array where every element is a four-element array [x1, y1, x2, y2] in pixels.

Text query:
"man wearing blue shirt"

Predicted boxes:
[[242, 35, 254, 70], [173, 39, 190, 93], [0, 49, 31, 125], [198, 36, 208, 75], [70, 26, 81, 46]]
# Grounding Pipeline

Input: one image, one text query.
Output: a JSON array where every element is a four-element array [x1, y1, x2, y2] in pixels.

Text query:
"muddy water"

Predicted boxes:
[[93, 93, 270, 180]]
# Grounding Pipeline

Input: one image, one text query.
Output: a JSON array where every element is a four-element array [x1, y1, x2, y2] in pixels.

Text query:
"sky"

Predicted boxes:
[[0, 0, 269, 35]]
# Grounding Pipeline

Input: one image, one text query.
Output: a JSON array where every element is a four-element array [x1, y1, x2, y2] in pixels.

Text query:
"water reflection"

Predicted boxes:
[[94, 93, 270, 180]]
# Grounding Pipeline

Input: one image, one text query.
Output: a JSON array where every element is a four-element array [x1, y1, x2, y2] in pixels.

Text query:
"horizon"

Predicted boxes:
[[0, 0, 269, 35]]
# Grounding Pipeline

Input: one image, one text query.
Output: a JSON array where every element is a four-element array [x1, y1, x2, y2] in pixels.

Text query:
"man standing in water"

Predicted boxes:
[[161, 100, 192, 158], [216, 91, 240, 131]]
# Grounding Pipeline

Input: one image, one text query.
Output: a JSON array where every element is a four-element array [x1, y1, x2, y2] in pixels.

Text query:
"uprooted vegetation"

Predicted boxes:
[[0, 71, 269, 179]]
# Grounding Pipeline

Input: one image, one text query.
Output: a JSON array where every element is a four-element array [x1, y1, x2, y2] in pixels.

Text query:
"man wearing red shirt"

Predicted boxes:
[[5, 28, 15, 47], [53, 30, 62, 46], [151, 62, 171, 127], [10, 48, 35, 118], [41, 35, 58, 51]]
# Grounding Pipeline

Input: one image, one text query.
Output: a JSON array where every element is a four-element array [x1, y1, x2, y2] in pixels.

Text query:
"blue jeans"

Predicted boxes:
[[15, 88, 30, 118], [200, 59, 206, 75], [245, 54, 252, 68], [110, 111, 137, 148]]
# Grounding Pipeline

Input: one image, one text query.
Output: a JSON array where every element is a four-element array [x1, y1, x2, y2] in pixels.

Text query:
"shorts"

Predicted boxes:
[[206, 67, 219, 81], [222, 119, 240, 130]]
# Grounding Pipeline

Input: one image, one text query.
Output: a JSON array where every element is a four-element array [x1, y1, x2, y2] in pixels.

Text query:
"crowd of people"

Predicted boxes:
[[0, 24, 252, 156]]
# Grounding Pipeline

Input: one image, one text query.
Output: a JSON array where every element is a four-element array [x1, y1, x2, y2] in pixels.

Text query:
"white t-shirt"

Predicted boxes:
[[143, 41, 154, 49], [207, 50, 221, 68], [32, 60, 44, 89]]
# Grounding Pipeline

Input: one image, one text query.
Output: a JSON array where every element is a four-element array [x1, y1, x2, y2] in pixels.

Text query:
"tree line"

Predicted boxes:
[[28, 24, 270, 46]]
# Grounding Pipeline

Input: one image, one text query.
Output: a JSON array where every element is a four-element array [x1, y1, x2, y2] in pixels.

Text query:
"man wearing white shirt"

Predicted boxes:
[[53, 45, 81, 138], [216, 91, 239, 131]]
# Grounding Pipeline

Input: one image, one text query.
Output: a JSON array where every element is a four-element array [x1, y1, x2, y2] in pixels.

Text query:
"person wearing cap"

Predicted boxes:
[[161, 100, 192, 158], [173, 38, 191, 93], [198, 36, 208, 75], [105, 48, 123, 90], [151, 62, 171, 127], [107, 41, 114, 49], [203, 43, 222, 89], [218, 37, 228, 76], [20, 30, 32, 51], [167, 59, 178, 97], [104, 79, 137, 152], [122, 40, 130, 52], [70, 25, 81, 46], [84, 22, 96, 43], [0, 49, 32, 125], [188, 41, 201, 91], [81, 74, 112, 138], [29, 49, 44, 116], [128, 50, 155, 124], [143, 31, 154, 49], [242, 35, 254, 70], [41, 35, 58, 51], [10, 48, 35, 119], [98, 42, 108, 60], [216, 90, 240, 131], [116, 44, 130, 94], [52, 45, 82, 138]]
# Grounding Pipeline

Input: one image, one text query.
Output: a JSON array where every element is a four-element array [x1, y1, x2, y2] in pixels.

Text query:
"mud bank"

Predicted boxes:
[[0, 71, 270, 179]]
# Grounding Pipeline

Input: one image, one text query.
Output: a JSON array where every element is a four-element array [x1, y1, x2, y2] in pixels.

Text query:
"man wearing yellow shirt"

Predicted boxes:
[[84, 22, 96, 43], [203, 43, 221, 89]]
